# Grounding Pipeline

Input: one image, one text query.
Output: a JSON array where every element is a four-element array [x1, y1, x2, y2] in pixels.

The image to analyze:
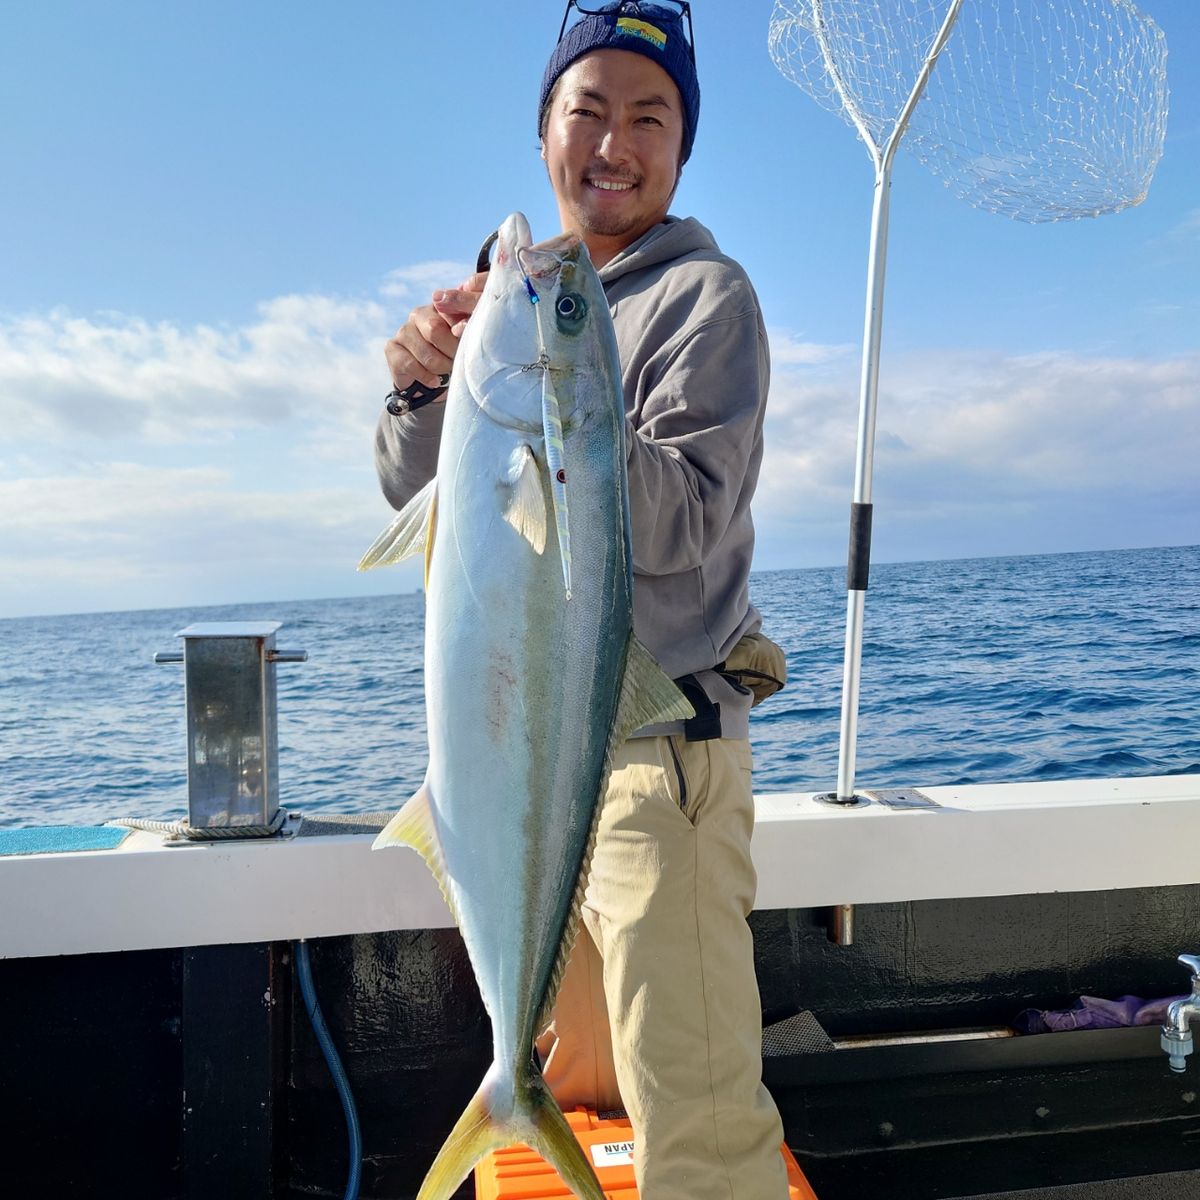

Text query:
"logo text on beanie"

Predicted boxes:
[[615, 17, 667, 50]]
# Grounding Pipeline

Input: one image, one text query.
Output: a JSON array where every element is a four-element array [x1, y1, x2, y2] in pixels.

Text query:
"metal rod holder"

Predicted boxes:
[[156, 622, 306, 830]]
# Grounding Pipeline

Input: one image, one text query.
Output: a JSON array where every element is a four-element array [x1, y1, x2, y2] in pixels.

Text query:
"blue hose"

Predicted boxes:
[[295, 938, 362, 1200]]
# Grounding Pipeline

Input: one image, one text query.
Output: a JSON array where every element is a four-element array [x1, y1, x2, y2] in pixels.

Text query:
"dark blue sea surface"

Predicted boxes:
[[0, 545, 1196, 827]]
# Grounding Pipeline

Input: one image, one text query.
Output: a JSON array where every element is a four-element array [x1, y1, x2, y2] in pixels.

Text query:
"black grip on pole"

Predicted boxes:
[[846, 502, 874, 591]]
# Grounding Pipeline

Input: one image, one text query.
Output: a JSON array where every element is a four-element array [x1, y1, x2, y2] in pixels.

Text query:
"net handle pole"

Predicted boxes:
[[833, 156, 893, 804], [831, 0, 965, 804]]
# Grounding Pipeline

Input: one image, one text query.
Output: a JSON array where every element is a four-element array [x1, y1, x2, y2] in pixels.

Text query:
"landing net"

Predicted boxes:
[[767, 0, 1169, 807], [768, 0, 1169, 222]]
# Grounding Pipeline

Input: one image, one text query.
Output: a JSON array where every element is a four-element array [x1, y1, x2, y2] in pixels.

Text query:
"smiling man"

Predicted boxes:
[[539, 40, 687, 265], [375, 4, 787, 1198]]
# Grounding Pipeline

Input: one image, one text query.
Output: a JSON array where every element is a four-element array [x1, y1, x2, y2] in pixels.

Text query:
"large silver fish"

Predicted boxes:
[[359, 212, 691, 1200]]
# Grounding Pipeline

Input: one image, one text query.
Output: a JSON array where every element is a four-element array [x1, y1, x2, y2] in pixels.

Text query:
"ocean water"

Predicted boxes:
[[0, 545, 1196, 828]]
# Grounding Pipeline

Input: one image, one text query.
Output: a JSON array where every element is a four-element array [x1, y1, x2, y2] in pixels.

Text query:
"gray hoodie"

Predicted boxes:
[[374, 216, 768, 739]]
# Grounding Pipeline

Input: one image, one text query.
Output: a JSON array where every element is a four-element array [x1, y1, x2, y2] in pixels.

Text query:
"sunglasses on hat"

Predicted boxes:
[[556, 0, 696, 65]]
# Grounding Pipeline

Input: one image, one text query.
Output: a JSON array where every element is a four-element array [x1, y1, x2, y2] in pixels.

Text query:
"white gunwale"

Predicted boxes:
[[2, 773, 1197, 961]]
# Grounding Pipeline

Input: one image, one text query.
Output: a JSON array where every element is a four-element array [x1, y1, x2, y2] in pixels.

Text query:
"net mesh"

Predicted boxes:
[[768, 0, 1169, 222]]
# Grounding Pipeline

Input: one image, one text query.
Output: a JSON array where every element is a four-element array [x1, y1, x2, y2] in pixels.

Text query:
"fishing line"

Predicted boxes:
[[516, 246, 574, 601]]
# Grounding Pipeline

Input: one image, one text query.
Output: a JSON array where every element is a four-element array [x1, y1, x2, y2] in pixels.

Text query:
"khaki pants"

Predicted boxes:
[[536, 735, 788, 1200]]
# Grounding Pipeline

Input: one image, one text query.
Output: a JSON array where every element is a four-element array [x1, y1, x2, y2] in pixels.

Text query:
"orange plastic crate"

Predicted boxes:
[[475, 1107, 817, 1200]]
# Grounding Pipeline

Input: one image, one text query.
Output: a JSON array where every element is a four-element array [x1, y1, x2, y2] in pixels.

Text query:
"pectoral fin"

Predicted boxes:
[[501, 444, 547, 554], [358, 476, 437, 571]]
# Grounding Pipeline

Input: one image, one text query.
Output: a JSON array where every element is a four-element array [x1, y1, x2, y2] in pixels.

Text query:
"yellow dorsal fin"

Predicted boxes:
[[613, 636, 695, 743], [535, 634, 694, 1033], [358, 476, 436, 571]]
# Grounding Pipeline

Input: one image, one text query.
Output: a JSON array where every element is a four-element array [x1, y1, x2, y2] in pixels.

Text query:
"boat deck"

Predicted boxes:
[[3, 773, 1199, 1199]]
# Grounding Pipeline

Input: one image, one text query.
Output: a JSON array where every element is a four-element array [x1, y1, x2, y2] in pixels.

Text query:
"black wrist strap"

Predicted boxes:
[[386, 376, 449, 416], [384, 230, 498, 418]]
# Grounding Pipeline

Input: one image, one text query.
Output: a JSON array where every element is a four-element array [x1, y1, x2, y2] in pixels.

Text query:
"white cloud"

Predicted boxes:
[[1164, 208, 1200, 241], [0, 271, 460, 614], [764, 327, 853, 367], [0, 461, 416, 617], [0, 264, 496, 474], [1, 304, 1195, 616], [0, 293, 388, 448], [0, 462, 377, 553], [757, 331, 1200, 561], [380, 260, 475, 300], [880, 348, 1198, 490]]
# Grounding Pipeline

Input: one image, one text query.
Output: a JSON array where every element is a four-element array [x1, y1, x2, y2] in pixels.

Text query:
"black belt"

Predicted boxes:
[[673, 674, 723, 742]]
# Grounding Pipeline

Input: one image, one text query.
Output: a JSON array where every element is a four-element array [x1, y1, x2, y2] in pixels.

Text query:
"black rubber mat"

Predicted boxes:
[[945, 1170, 1200, 1199], [295, 811, 391, 836], [763, 1010, 836, 1056]]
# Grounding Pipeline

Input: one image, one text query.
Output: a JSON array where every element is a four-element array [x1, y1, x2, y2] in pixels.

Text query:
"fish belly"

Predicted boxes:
[[424, 408, 629, 1070]]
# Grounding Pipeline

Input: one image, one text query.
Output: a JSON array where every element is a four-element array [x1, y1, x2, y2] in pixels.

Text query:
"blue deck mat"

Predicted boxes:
[[0, 825, 132, 857]]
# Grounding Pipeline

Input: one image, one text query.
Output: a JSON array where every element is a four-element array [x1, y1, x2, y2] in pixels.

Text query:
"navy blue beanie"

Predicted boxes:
[[538, 3, 700, 163]]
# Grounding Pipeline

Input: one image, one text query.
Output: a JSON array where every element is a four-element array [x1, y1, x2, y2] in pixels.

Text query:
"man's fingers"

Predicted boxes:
[[389, 343, 451, 389], [432, 287, 482, 318], [384, 276, 486, 396], [386, 307, 456, 389], [413, 307, 460, 359]]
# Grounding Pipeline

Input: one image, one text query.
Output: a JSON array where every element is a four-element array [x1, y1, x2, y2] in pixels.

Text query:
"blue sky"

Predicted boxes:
[[1, 0, 1196, 619]]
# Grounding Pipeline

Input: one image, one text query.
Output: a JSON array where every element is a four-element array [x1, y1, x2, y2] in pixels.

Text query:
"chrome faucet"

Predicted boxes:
[[1161, 954, 1200, 1073]]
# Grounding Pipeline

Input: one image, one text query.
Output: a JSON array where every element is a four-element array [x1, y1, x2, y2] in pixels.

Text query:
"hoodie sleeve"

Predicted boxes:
[[625, 305, 768, 577], [374, 404, 446, 511]]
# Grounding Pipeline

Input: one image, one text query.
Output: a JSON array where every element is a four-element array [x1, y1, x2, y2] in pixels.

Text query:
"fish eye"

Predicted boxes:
[[555, 292, 587, 333], [556, 294, 585, 319]]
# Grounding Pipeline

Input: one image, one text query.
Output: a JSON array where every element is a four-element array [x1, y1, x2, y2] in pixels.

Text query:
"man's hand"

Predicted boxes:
[[385, 271, 489, 396]]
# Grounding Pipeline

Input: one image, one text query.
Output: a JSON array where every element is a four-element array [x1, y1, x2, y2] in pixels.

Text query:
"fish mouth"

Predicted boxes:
[[470, 214, 586, 421], [496, 214, 581, 279], [500, 212, 534, 260]]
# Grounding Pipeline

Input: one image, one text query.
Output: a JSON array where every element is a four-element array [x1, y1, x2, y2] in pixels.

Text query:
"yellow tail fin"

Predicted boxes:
[[417, 1065, 605, 1200], [523, 1073, 606, 1200]]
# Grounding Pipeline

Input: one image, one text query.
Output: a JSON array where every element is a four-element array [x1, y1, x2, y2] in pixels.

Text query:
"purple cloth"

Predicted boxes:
[[1015, 994, 1187, 1034]]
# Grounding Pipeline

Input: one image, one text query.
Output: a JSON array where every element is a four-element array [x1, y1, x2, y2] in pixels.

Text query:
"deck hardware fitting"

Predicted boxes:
[[868, 788, 940, 809], [828, 902, 854, 947], [814, 792, 870, 808], [154, 621, 307, 835]]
